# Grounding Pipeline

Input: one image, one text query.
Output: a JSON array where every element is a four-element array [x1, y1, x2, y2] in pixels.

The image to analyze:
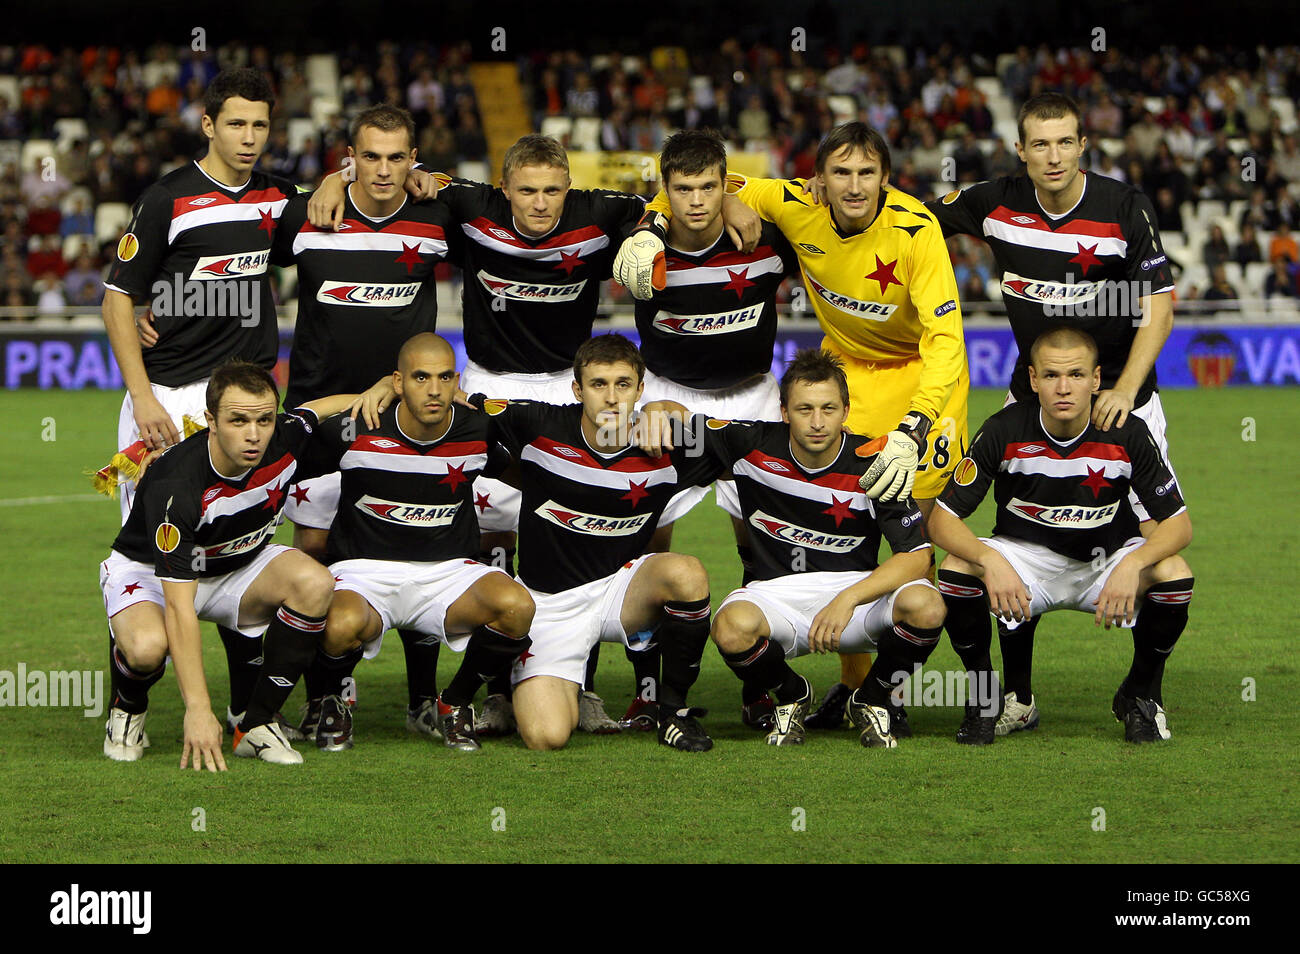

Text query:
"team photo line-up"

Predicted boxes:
[[95, 66, 1192, 769]]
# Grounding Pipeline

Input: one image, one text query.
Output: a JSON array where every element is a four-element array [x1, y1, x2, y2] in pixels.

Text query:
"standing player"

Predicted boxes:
[[473, 335, 719, 752], [619, 121, 968, 729], [295, 334, 533, 752], [926, 92, 1177, 733], [928, 328, 1193, 744], [99, 361, 392, 769], [614, 129, 796, 731], [639, 349, 944, 747]]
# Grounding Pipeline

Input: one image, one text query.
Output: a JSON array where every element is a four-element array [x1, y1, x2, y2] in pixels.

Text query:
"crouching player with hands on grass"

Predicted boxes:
[[637, 349, 945, 747], [927, 328, 1193, 744], [99, 361, 394, 770]]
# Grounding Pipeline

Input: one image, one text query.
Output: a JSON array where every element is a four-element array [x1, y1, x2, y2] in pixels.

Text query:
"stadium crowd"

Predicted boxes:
[[3, 39, 1300, 319]]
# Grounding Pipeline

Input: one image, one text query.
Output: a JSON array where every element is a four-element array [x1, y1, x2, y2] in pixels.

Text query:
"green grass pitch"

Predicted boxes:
[[0, 386, 1296, 863]]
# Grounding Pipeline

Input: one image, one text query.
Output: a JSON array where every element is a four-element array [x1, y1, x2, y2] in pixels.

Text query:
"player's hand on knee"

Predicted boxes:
[[136, 307, 159, 348], [809, 594, 854, 653], [181, 709, 227, 773], [614, 231, 666, 300], [1092, 388, 1134, 431], [1095, 556, 1140, 629], [858, 430, 919, 501], [722, 194, 761, 253], [983, 556, 1031, 623], [307, 170, 348, 231], [134, 392, 182, 450]]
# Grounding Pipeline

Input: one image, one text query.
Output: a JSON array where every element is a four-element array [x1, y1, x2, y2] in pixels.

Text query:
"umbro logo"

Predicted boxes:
[[1020, 444, 1045, 454], [336, 223, 351, 230], [1011, 215, 1036, 225], [762, 460, 790, 473], [798, 243, 825, 254], [489, 227, 513, 241], [189, 196, 218, 206], [203, 487, 222, 503], [554, 446, 582, 459], [370, 439, 400, 449], [268, 676, 293, 688]]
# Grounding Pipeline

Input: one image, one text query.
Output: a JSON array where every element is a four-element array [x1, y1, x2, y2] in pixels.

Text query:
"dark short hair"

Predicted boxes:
[[350, 103, 416, 152], [1018, 91, 1084, 144], [573, 334, 645, 386], [659, 129, 727, 185], [204, 68, 275, 120], [1029, 326, 1099, 369], [780, 349, 849, 407], [815, 121, 892, 179], [206, 360, 280, 416]]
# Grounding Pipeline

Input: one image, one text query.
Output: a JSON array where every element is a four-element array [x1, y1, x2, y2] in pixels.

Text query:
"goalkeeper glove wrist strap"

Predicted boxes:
[[898, 412, 933, 451], [634, 209, 669, 241]]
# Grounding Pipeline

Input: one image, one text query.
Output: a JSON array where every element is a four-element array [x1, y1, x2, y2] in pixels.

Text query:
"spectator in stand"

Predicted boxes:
[[951, 129, 986, 182], [988, 140, 1020, 178], [34, 271, 67, 317], [1264, 257, 1297, 298], [454, 109, 487, 162], [25, 195, 61, 237], [1094, 149, 1125, 183], [1269, 222, 1299, 264], [1241, 188, 1276, 232], [64, 250, 103, 306], [27, 234, 66, 280], [1202, 264, 1239, 312], [737, 93, 771, 142], [1202, 224, 1231, 270], [419, 112, 458, 170], [1236, 222, 1263, 267], [566, 71, 599, 117], [1154, 186, 1185, 235], [3, 273, 35, 312]]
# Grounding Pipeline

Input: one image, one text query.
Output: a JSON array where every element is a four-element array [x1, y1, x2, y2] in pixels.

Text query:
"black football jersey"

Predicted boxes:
[[699, 418, 929, 580], [938, 400, 1186, 562], [299, 404, 507, 564], [103, 161, 296, 387], [436, 176, 646, 373], [927, 173, 1175, 404], [272, 189, 453, 408], [634, 222, 795, 389], [111, 409, 320, 580], [482, 399, 720, 592]]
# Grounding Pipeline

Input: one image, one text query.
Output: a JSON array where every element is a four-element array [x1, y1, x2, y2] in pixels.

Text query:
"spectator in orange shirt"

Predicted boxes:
[[1269, 222, 1299, 264]]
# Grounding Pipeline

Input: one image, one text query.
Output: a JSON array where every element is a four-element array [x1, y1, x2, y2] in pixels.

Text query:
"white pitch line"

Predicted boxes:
[[0, 493, 106, 507]]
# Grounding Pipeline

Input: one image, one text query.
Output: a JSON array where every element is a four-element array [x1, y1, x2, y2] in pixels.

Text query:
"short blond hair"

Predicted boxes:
[[502, 134, 569, 182]]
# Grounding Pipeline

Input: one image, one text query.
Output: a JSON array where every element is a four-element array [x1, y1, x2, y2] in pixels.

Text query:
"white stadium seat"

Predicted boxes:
[[94, 202, 132, 244]]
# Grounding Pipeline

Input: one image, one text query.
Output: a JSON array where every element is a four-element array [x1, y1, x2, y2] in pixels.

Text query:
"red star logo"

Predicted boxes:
[[722, 267, 755, 299], [622, 479, 650, 507], [290, 484, 310, 505], [517, 649, 534, 666], [263, 483, 285, 510], [822, 494, 855, 527], [257, 206, 276, 240], [554, 249, 585, 276], [122, 582, 142, 596], [1080, 465, 1111, 499], [1069, 242, 1102, 277], [441, 463, 468, 492], [395, 242, 424, 273], [865, 255, 901, 293], [474, 492, 492, 514]]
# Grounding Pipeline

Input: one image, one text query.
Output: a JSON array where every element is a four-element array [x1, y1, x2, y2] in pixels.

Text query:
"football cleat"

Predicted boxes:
[[233, 722, 303, 764], [619, 696, 659, 731], [994, 691, 1039, 736], [803, 681, 851, 730], [295, 698, 323, 742], [405, 699, 445, 741], [890, 701, 913, 739], [474, 693, 517, 737], [228, 707, 304, 742], [578, 691, 621, 734], [104, 707, 148, 761], [741, 692, 776, 731], [1113, 687, 1171, 742], [657, 706, 713, 752], [440, 702, 481, 752], [955, 703, 998, 745], [765, 681, 814, 746], [315, 695, 354, 751], [847, 693, 897, 749]]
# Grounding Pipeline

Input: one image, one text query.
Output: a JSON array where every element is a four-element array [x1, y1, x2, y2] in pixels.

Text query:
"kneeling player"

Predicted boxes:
[[928, 328, 1193, 744], [297, 334, 534, 752], [477, 335, 719, 752], [642, 349, 944, 747], [100, 362, 391, 769]]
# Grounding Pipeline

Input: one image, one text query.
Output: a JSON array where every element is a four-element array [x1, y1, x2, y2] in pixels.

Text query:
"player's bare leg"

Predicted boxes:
[[514, 676, 580, 750], [713, 600, 813, 745], [104, 602, 168, 761]]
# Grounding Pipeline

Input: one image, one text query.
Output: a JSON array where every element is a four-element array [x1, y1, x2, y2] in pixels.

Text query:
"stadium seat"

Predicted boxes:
[[540, 116, 573, 144], [59, 186, 93, 215], [94, 203, 132, 244], [304, 54, 340, 98], [459, 161, 489, 183], [0, 75, 17, 109], [570, 117, 601, 152], [827, 95, 857, 124], [62, 235, 93, 261], [1196, 200, 1228, 231], [53, 118, 89, 149], [1272, 96, 1297, 134], [1244, 262, 1270, 293], [21, 139, 55, 172], [287, 117, 316, 156], [1096, 138, 1126, 157], [310, 95, 341, 130]]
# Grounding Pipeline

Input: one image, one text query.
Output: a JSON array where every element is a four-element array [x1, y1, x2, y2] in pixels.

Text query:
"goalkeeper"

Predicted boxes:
[[617, 122, 969, 730]]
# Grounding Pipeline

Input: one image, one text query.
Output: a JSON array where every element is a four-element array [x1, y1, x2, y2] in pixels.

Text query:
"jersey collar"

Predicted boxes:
[[1037, 407, 1089, 447], [828, 189, 887, 240], [193, 159, 248, 194], [1034, 171, 1088, 221], [347, 182, 409, 223]]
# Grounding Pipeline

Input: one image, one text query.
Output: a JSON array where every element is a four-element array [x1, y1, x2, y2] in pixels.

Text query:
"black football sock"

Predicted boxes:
[[736, 544, 757, 586], [304, 646, 363, 701], [658, 596, 711, 711], [583, 642, 600, 693], [108, 636, 164, 715], [625, 642, 661, 704], [938, 569, 993, 672], [854, 621, 942, 709], [720, 637, 807, 704], [240, 606, 325, 732], [485, 672, 512, 698], [998, 615, 1039, 702], [398, 629, 441, 709], [477, 546, 516, 578], [1123, 579, 1194, 703], [441, 625, 532, 708], [218, 624, 262, 715]]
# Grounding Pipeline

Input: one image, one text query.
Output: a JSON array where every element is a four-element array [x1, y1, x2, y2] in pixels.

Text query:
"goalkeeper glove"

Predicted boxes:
[[614, 211, 668, 300], [857, 412, 931, 501]]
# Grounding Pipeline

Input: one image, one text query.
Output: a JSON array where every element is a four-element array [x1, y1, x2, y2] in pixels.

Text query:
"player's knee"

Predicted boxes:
[[1150, 554, 1193, 585], [895, 584, 946, 630], [485, 578, 535, 636], [285, 559, 335, 614], [115, 627, 168, 671], [323, 602, 367, 654], [661, 554, 709, 602], [711, 605, 758, 653], [518, 715, 572, 751]]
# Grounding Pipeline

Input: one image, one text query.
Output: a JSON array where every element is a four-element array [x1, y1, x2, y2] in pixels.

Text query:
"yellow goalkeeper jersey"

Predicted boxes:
[[649, 174, 966, 422]]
